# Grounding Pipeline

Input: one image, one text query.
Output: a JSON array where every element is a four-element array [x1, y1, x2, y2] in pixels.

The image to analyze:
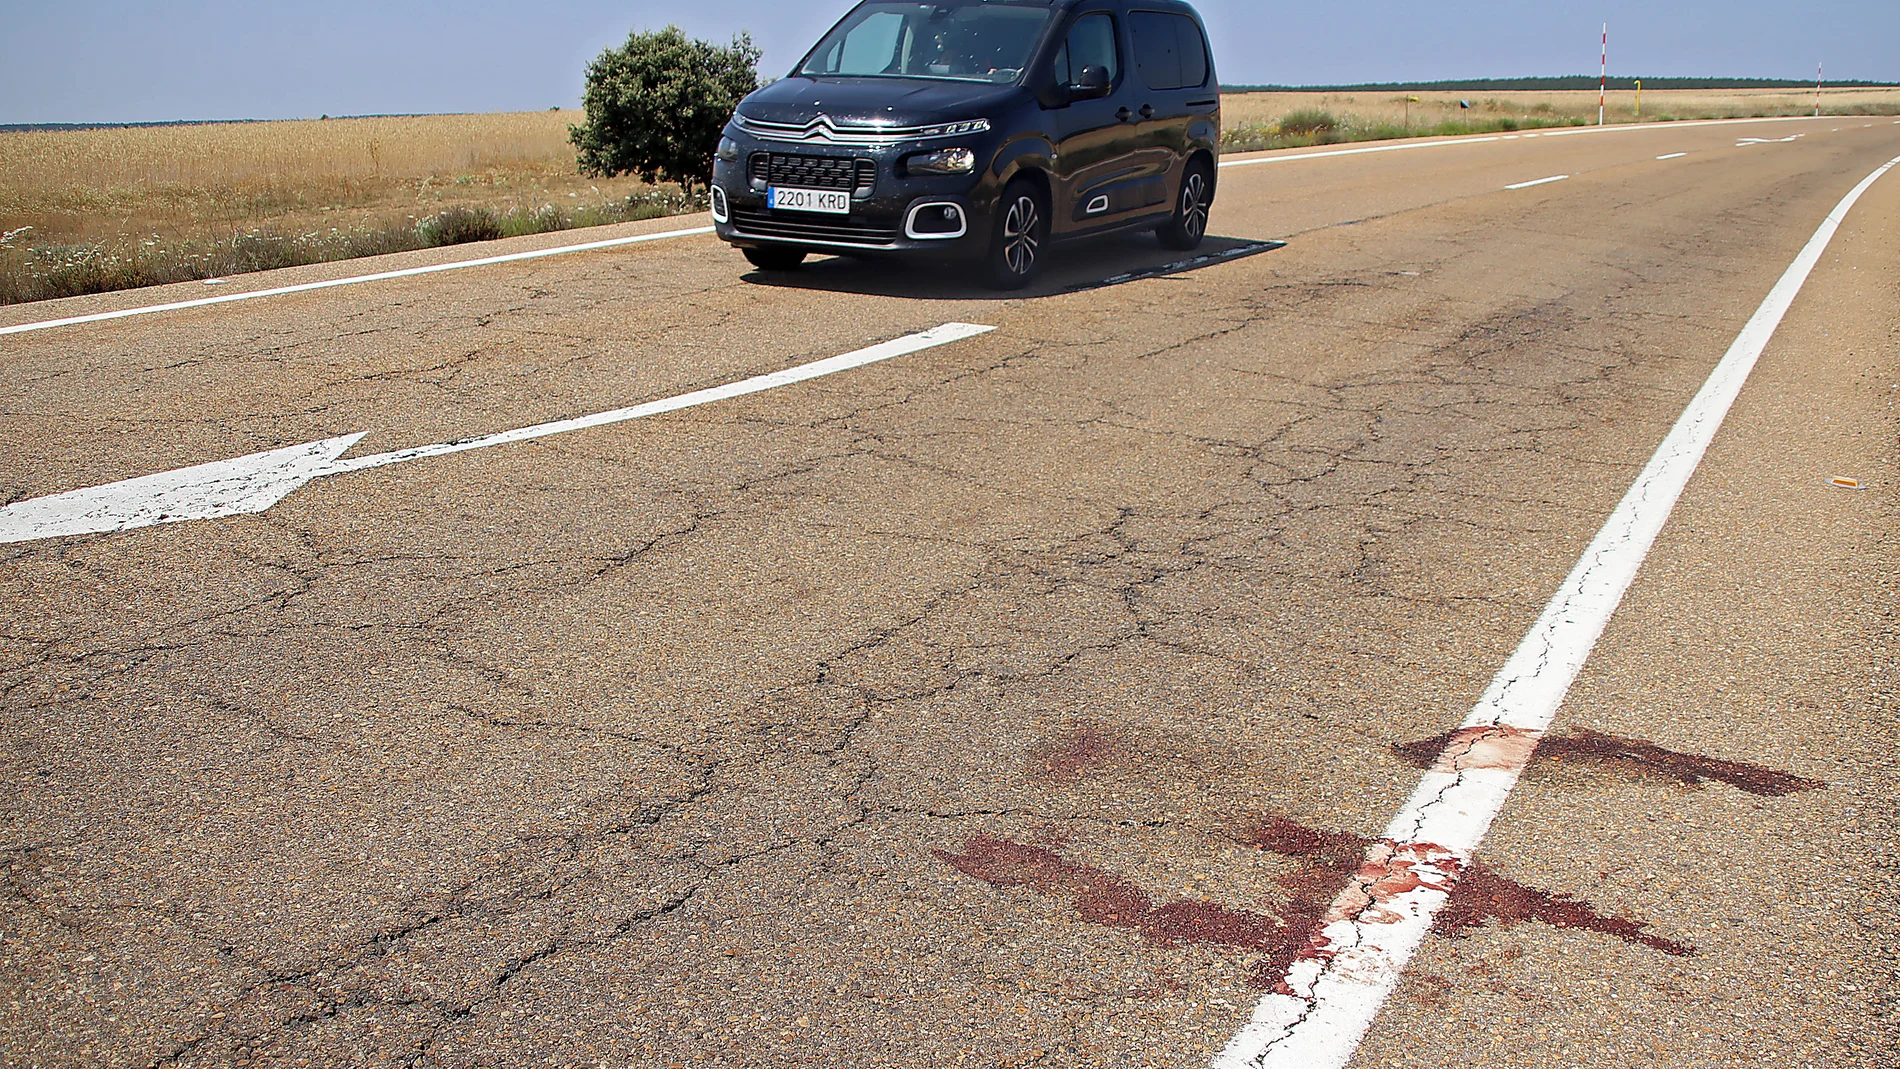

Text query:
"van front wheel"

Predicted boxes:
[[986, 180, 1047, 290]]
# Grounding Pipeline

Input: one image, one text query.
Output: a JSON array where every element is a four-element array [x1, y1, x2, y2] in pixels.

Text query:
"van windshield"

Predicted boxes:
[[798, 3, 1054, 84]]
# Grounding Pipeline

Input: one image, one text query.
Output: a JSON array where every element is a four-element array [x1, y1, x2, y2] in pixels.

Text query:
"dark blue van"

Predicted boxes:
[[710, 0, 1220, 288]]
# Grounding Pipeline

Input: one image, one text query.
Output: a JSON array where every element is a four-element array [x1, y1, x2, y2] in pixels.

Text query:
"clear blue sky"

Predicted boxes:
[[3, 0, 1894, 124]]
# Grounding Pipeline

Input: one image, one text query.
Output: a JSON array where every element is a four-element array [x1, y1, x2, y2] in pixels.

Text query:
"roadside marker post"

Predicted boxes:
[[1816, 63, 1823, 117], [1635, 79, 1643, 120], [1599, 23, 1609, 126]]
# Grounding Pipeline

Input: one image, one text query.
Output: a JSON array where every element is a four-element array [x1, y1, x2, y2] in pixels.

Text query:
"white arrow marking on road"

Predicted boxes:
[[0, 434, 365, 545], [0, 322, 993, 545]]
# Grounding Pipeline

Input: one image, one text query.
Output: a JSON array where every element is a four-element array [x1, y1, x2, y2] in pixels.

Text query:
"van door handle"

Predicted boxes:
[[1115, 106, 1133, 122], [1138, 103, 1156, 119]]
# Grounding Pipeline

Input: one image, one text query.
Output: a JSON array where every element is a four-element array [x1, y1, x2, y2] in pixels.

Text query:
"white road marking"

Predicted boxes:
[[0, 323, 993, 545], [1504, 174, 1569, 190], [1073, 240, 1283, 291], [1218, 135, 1503, 169], [1537, 113, 1826, 138], [0, 435, 365, 545], [1213, 151, 1900, 1069], [1215, 112, 1843, 172], [0, 225, 716, 338], [1657, 152, 1689, 160], [1738, 135, 1804, 145]]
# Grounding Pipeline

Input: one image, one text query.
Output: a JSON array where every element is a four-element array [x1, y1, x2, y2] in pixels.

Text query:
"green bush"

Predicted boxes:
[[569, 26, 761, 192], [417, 206, 504, 247], [1277, 108, 1341, 136]]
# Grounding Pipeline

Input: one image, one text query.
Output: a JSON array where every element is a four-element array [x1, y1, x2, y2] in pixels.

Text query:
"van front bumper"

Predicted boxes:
[[711, 142, 1000, 258]]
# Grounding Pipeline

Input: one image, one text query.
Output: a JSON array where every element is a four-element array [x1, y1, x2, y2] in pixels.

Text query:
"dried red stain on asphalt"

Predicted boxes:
[[1252, 817, 1694, 957], [938, 816, 1693, 989], [1393, 726, 1823, 796], [933, 837, 1289, 986], [1026, 725, 1130, 785], [1439, 866, 1692, 956]]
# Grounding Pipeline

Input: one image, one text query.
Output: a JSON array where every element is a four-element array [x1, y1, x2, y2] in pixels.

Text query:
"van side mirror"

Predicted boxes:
[[1067, 65, 1112, 101]]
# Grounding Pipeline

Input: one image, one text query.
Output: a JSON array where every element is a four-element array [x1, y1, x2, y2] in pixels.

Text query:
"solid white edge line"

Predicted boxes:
[[1217, 135, 1503, 169], [1213, 151, 1900, 1069], [1657, 152, 1689, 160], [323, 321, 996, 474], [1504, 174, 1570, 190], [0, 225, 716, 338]]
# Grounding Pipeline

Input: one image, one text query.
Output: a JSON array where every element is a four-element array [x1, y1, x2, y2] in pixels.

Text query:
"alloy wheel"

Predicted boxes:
[[1003, 195, 1040, 276], [1181, 172, 1209, 240]]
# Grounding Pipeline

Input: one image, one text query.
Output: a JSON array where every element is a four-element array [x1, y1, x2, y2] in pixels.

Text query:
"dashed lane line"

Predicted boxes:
[[0, 323, 993, 545], [1213, 151, 1900, 1069], [1503, 174, 1570, 190], [1657, 152, 1689, 160], [0, 225, 716, 338]]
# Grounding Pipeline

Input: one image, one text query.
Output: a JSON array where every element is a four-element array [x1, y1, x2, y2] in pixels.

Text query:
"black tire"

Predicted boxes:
[[1157, 159, 1213, 251], [742, 246, 807, 271], [986, 179, 1047, 290]]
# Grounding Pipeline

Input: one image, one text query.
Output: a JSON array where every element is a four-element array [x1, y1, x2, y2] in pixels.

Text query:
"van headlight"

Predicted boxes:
[[904, 147, 977, 175], [716, 137, 740, 162]]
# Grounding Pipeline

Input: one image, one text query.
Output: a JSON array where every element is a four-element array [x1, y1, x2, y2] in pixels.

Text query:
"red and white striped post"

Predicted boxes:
[[1816, 62, 1823, 117], [1599, 23, 1608, 125]]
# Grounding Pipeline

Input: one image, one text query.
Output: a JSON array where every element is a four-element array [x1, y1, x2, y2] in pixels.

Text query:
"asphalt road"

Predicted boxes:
[[3, 115, 1898, 1069]]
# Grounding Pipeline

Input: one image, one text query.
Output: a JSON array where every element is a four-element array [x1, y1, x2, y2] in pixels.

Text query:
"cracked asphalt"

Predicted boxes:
[[3, 117, 1898, 1068]]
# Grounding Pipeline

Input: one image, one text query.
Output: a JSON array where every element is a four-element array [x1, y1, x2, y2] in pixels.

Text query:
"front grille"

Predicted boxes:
[[729, 208, 899, 247], [748, 153, 875, 194]]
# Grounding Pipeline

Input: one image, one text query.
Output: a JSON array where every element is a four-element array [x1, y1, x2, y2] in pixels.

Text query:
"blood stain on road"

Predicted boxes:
[[1392, 726, 1825, 795], [934, 836, 1289, 985], [1252, 817, 1694, 958], [936, 815, 1693, 990]]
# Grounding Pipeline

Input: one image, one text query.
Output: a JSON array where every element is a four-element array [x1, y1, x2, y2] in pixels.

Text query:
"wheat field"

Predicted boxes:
[[0, 111, 654, 249]]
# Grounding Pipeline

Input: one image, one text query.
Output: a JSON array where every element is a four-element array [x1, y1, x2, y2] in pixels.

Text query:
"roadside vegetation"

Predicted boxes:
[[1222, 109, 1584, 153], [1219, 86, 1900, 154], [569, 26, 761, 191], [0, 191, 702, 305], [0, 111, 703, 305]]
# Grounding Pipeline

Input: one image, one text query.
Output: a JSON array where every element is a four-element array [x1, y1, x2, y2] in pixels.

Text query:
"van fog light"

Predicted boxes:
[[710, 185, 730, 223], [904, 202, 967, 240]]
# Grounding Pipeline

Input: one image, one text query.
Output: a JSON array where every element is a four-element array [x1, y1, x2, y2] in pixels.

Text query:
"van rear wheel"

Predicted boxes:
[[1157, 160, 1213, 251], [742, 246, 807, 271]]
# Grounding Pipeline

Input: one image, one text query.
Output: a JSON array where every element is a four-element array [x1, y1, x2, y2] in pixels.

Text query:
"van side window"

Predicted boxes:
[[1130, 11, 1208, 90], [1051, 12, 1119, 86]]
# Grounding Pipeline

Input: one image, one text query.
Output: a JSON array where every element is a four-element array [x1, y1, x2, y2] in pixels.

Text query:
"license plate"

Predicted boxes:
[[768, 186, 851, 215]]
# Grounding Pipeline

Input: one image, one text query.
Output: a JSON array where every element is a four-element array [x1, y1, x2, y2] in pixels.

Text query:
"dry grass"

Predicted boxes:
[[0, 111, 695, 304], [0, 111, 656, 246], [1221, 86, 1900, 137]]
